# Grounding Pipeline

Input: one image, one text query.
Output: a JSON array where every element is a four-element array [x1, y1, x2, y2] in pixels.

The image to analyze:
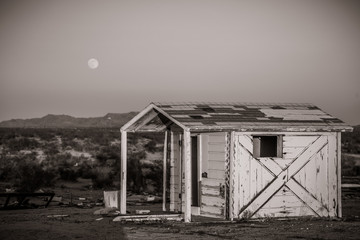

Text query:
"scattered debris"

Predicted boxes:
[[52, 196, 63, 202], [135, 209, 151, 214], [146, 196, 155, 202], [113, 214, 183, 222], [93, 207, 118, 215], [47, 215, 69, 218], [104, 191, 119, 208], [95, 217, 103, 221]]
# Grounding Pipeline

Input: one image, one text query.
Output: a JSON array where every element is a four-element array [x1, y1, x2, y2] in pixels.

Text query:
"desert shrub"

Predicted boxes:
[[0, 155, 16, 181], [96, 145, 120, 167], [77, 161, 94, 179], [7, 137, 39, 152], [43, 142, 59, 155], [58, 163, 78, 181], [14, 160, 57, 192], [91, 166, 114, 189], [142, 160, 163, 193], [144, 140, 157, 153]]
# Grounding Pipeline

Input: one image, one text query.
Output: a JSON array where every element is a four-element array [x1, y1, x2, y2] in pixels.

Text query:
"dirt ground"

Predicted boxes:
[[0, 180, 360, 240]]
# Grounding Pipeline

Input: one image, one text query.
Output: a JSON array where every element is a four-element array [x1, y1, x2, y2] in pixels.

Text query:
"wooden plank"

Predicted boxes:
[[315, 145, 328, 209], [238, 135, 253, 153], [132, 110, 159, 132], [162, 131, 168, 212], [328, 133, 338, 217], [202, 186, 221, 196], [250, 158, 261, 200], [287, 136, 327, 177], [239, 170, 287, 218], [207, 144, 226, 152], [273, 159, 293, 169], [120, 130, 127, 214], [257, 158, 282, 176], [229, 131, 237, 220], [255, 205, 316, 218], [208, 161, 225, 171], [170, 132, 181, 212], [201, 205, 224, 216], [202, 178, 224, 187], [121, 104, 155, 131], [306, 153, 317, 197], [208, 134, 226, 143], [201, 134, 209, 176], [208, 152, 226, 161], [286, 179, 328, 217], [238, 139, 251, 213], [201, 195, 225, 207], [183, 130, 191, 222], [283, 136, 318, 147], [208, 169, 225, 179], [283, 147, 306, 159]]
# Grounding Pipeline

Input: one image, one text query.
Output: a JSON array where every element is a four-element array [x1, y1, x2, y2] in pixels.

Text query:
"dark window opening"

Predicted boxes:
[[253, 135, 282, 158]]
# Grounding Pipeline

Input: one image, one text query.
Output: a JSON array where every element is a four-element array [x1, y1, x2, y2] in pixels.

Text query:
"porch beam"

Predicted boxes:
[[120, 130, 127, 214], [162, 131, 168, 211], [183, 130, 192, 222]]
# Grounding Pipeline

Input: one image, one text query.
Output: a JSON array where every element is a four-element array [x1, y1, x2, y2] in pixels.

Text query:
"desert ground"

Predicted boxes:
[[1, 128, 359, 239], [0, 179, 359, 240]]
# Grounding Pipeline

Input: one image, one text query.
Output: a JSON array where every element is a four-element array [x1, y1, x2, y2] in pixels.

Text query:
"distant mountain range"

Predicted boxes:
[[0, 112, 138, 128]]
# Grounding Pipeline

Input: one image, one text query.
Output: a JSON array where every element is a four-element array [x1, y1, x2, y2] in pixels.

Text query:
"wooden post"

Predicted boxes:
[[183, 130, 192, 222], [229, 131, 236, 220], [162, 131, 168, 212], [120, 130, 127, 214], [337, 132, 342, 218]]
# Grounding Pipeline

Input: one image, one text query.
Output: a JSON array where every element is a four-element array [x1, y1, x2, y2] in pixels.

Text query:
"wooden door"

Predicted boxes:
[[200, 133, 227, 218], [235, 133, 339, 219]]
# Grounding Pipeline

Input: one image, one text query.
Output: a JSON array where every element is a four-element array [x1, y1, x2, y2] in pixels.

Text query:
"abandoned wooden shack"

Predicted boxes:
[[120, 102, 352, 222]]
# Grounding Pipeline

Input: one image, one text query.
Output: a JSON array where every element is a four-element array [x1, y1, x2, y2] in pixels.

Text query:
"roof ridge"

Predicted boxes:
[[152, 102, 315, 106]]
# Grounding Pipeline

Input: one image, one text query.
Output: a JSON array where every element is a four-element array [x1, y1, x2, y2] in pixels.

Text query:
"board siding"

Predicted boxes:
[[234, 132, 338, 219]]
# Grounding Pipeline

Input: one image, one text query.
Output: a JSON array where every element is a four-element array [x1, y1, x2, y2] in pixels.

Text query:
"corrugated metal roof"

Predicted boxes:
[[149, 102, 352, 132]]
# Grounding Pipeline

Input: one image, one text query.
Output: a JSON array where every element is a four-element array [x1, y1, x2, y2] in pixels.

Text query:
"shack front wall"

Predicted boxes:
[[231, 132, 340, 219], [169, 131, 228, 218]]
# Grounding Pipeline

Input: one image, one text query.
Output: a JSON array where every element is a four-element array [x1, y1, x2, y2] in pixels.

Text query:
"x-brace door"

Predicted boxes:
[[237, 135, 331, 218]]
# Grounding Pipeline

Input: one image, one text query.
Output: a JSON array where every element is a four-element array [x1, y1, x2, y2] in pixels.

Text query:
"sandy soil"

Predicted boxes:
[[0, 179, 359, 240]]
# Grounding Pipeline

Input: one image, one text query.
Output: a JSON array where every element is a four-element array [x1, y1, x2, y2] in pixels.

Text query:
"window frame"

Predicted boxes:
[[252, 135, 283, 158]]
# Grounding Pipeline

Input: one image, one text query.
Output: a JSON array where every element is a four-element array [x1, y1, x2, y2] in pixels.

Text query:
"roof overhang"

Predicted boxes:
[[121, 103, 353, 133]]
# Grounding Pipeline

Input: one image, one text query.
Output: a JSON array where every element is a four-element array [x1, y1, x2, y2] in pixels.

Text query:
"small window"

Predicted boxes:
[[253, 135, 283, 158]]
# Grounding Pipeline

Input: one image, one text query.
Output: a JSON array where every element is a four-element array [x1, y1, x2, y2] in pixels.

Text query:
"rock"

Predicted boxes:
[[135, 210, 150, 214], [93, 207, 118, 215]]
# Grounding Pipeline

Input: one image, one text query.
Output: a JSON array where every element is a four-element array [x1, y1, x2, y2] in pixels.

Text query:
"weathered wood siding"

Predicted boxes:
[[233, 132, 339, 219], [169, 132, 181, 212], [200, 132, 226, 218]]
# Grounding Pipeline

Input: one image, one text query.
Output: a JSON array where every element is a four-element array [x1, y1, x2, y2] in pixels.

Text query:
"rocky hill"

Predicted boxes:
[[0, 112, 138, 128]]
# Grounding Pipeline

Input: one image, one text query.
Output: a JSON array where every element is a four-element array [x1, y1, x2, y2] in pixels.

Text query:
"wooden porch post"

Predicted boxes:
[[120, 130, 127, 214], [337, 132, 342, 218], [183, 130, 191, 222], [162, 131, 168, 212]]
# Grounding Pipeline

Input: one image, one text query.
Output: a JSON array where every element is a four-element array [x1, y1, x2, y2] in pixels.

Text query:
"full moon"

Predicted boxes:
[[88, 58, 99, 69]]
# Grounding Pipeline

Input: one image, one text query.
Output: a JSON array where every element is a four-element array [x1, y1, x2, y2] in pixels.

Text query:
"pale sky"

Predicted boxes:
[[1, 0, 359, 125]]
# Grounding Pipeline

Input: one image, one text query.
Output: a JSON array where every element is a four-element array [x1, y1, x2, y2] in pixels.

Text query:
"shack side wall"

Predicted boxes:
[[231, 132, 340, 219]]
